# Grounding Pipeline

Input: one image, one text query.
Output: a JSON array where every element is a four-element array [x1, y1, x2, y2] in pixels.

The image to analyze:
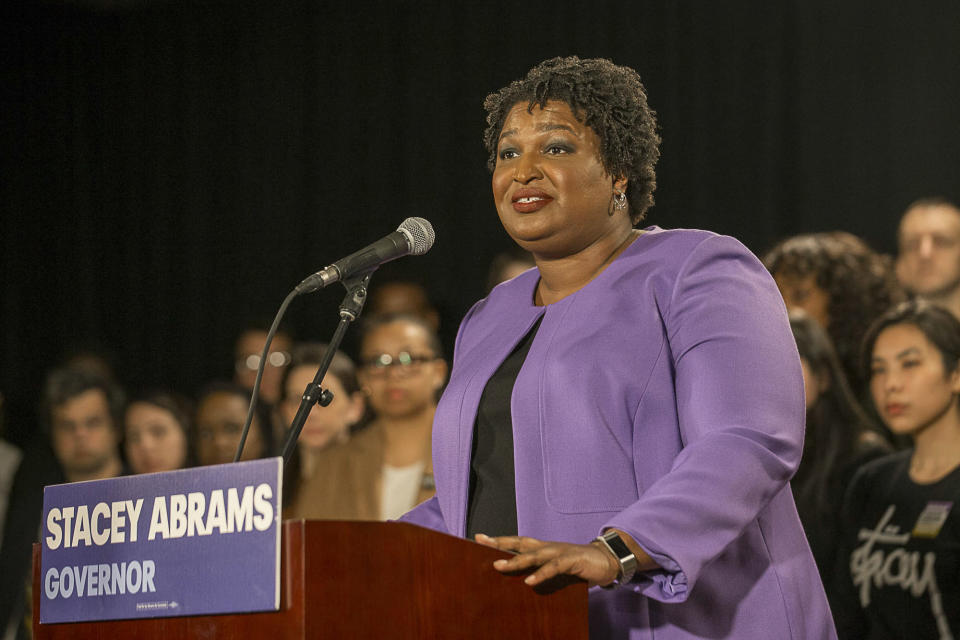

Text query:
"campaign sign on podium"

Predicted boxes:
[[39, 457, 282, 624]]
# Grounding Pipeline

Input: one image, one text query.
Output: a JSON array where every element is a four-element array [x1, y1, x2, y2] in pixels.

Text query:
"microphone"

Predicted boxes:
[[295, 217, 435, 294]]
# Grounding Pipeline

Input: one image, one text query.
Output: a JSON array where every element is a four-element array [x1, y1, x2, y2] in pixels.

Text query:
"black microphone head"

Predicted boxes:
[[397, 217, 435, 256]]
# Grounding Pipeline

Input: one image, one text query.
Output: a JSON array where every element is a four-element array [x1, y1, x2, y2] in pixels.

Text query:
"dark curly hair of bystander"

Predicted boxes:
[[764, 231, 905, 394]]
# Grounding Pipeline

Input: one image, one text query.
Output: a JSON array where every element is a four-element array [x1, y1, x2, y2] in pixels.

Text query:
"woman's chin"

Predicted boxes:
[[499, 216, 551, 245], [300, 431, 334, 450], [507, 234, 561, 259], [884, 418, 919, 437]]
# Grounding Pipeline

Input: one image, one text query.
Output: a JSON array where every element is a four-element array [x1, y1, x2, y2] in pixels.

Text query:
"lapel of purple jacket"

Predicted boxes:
[[434, 268, 544, 537]]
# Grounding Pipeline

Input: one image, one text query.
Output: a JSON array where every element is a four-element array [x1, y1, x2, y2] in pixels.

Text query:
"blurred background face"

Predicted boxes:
[[280, 368, 362, 450], [195, 391, 264, 465], [50, 389, 120, 477], [124, 401, 188, 474], [358, 321, 446, 420], [497, 260, 533, 284], [487, 250, 536, 293], [773, 272, 830, 328], [896, 205, 960, 297], [869, 323, 960, 437], [367, 282, 440, 334], [234, 329, 292, 405]]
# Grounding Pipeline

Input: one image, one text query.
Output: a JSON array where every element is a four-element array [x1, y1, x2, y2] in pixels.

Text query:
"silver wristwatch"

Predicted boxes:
[[594, 530, 638, 586]]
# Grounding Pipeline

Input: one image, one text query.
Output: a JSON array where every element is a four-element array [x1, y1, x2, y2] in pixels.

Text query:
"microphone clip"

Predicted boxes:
[[339, 272, 372, 321]]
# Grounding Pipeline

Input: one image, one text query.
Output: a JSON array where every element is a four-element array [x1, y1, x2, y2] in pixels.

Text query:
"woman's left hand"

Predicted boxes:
[[474, 533, 620, 588]]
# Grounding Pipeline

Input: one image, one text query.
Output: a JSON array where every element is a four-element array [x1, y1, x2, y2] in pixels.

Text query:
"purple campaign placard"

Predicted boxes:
[[39, 457, 282, 624]]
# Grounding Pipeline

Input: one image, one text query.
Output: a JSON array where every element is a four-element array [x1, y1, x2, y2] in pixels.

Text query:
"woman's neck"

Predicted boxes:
[[534, 227, 638, 306], [299, 448, 318, 478], [296, 433, 348, 478], [910, 401, 960, 483], [379, 406, 435, 468]]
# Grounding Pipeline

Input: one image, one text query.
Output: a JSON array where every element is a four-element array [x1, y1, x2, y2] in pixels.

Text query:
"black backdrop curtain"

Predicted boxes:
[[2, 0, 959, 444]]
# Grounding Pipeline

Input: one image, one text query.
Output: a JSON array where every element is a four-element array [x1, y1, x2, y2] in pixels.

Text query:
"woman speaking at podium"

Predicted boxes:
[[401, 56, 834, 639]]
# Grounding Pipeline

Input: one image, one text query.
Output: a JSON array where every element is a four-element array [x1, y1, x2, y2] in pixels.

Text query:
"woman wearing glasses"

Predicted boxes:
[[291, 314, 447, 521]]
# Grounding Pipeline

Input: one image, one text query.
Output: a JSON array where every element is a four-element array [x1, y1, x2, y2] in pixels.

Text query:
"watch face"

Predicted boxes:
[[601, 532, 638, 582], [603, 532, 632, 558]]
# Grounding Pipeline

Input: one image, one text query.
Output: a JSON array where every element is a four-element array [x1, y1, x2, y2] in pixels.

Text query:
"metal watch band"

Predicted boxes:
[[594, 530, 638, 586]]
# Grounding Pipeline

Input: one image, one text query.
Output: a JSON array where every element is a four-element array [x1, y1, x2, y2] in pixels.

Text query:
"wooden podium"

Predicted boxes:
[[33, 520, 588, 639]]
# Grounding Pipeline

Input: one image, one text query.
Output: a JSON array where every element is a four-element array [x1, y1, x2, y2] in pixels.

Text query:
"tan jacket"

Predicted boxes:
[[289, 422, 434, 521]]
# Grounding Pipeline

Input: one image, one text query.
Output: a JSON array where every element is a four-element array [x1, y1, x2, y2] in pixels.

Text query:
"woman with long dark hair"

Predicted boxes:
[[277, 342, 364, 511], [124, 390, 195, 474], [789, 312, 890, 602], [834, 301, 960, 638]]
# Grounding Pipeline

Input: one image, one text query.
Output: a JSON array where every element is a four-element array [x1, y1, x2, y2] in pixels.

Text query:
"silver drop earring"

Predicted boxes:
[[614, 191, 627, 211]]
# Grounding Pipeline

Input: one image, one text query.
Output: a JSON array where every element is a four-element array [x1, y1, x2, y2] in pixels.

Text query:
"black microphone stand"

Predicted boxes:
[[279, 271, 372, 464]]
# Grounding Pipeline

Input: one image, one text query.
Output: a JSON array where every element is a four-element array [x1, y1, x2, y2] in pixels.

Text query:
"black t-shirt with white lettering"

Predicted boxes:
[[834, 450, 960, 640]]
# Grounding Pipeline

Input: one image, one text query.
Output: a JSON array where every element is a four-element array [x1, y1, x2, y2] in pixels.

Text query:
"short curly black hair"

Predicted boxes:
[[482, 56, 661, 225], [763, 231, 906, 391]]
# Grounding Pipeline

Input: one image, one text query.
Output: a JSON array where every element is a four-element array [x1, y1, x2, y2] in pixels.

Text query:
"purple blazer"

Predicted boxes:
[[402, 228, 836, 639]]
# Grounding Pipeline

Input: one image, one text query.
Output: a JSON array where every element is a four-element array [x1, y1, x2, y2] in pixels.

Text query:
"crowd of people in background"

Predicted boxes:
[[771, 198, 960, 638], [2, 197, 960, 638], [0, 248, 533, 639]]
